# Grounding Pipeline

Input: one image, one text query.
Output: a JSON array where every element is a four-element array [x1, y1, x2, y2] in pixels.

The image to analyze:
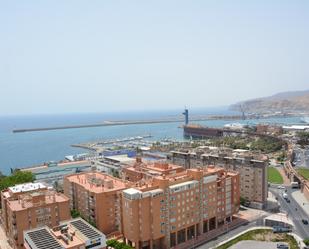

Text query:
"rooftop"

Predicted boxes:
[[24, 218, 106, 249], [8, 182, 46, 194], [8, 191, 69, 211], [25, 227, 63, 249], [65, 172, 127, 193], [104, 154, 136, 163]]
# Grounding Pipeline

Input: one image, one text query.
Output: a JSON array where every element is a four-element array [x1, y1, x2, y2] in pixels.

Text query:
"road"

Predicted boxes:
[[270, 185, 309, 239], [293, 146, 309, 168]]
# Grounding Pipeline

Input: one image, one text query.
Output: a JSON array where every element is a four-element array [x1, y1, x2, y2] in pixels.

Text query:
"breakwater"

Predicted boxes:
[[12, 116, 245, 133], [12, 113, 296, 133]]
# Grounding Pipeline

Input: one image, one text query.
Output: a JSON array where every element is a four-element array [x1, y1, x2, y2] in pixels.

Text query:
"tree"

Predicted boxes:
[[0, 170, 35, 191], [303, 238, 309, 246], [297, 131, 309, 147], [106, 240, 134, 249], [70, 209, 81, 218]]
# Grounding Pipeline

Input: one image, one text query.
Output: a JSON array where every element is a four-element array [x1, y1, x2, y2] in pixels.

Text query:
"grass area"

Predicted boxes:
[[268, 167, 284, 184], [297, 167, 309, 180], [216, 229, 299, 249]]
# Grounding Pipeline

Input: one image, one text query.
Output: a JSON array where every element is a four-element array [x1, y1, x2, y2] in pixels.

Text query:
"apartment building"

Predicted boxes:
[[167, 147, 268, 209], [122, 158, 185, 182], [121, 166, 240, 249], [63, 172, 128, 235], [24, 218, 106, 249], [1, 182, 70, 249]]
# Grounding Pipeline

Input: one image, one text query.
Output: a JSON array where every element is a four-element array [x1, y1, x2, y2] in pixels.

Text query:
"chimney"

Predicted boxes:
[[136, 157, 142, 164]]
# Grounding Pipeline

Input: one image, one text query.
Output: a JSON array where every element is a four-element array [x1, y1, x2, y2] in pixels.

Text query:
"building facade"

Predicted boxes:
[[63, 172, 128, 235], [167, 147, 268, 208], [63, 162, 240, 249], [121, 166, 240, 249], [1, 182, 70, 249]]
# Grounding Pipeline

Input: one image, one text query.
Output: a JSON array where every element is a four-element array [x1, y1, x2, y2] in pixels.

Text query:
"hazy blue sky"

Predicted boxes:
[[0, 1, 308, 115]]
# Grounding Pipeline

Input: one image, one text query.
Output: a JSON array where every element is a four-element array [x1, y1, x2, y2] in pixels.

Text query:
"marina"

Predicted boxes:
[[71, 135, 152, 151]]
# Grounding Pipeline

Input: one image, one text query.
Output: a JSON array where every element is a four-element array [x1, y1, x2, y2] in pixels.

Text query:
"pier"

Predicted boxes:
[[12, 114, 263, 133], [11, 113, 296, 133]]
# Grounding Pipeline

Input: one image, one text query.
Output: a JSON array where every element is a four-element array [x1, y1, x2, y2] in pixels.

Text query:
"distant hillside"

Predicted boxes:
[[230, 90, 309, 114]]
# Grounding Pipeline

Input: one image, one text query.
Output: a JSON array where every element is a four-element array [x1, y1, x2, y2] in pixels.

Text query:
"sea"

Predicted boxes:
[[0, 108, 303, 175]]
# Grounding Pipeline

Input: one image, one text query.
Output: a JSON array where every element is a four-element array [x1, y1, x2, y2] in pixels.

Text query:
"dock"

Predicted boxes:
[[12, 113, 295, 133], [12, 115, 249, 133]]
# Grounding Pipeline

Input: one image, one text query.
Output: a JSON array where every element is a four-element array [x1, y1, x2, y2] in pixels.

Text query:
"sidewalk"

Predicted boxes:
[[212, 226, 305, 249], [291, 190, 309, 217], [278, 167, 291, 186], [0, 224, 12, 249]]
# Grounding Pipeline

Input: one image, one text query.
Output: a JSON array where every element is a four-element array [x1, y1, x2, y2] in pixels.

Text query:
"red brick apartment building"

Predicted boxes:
[[1, 182, 70, 249], [64, 161, 240, 249]]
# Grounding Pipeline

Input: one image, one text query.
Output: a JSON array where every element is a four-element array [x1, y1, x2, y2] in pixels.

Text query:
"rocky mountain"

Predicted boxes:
[[230, 90, 309, 114]]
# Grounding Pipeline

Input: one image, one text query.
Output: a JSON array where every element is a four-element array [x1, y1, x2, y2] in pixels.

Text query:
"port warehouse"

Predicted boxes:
[[20, 149, 139, 184]]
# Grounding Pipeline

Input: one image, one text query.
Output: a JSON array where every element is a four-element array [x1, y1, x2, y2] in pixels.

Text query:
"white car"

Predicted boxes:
[[277, 185, 285, 190]]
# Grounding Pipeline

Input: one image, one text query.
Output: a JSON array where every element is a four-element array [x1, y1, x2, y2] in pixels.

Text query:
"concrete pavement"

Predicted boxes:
[[291, 190, 309, 216], [206, 225, 305, 249], [228, 241, 279, 249], [0, 224, 12, 249], [270, 186, 309, 239]]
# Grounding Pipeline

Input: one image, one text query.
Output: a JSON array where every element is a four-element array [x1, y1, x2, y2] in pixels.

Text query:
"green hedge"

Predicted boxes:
[[106, 239, 134, 249]]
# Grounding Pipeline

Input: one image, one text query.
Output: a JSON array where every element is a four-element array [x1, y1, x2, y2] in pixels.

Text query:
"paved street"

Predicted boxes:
[[270, 186, 309, 239], [229, 240, 279, 249], [293, 146, 309, 168]]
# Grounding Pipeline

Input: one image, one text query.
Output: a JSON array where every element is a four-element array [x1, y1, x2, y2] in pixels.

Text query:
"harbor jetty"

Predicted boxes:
[[12, 115, 255, 133], [12, 113, 295, 133]]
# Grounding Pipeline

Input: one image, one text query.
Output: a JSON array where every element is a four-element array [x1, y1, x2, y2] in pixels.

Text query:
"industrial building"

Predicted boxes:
[[1, 182, 70, 249], [24, 218, 106, 249]]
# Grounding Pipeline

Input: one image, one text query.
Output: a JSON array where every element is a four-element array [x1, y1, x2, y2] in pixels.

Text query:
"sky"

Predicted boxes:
[[0, 1, 308, 116]]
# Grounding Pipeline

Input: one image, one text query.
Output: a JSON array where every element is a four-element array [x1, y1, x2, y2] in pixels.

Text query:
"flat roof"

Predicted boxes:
[[283, 125, 309, 130], [9, 192, 69, 211], [66, 172, 127, 193], [25, 227, 63, 249], [123, 188, 142, 195], [264, 213, 293, 226], [169, 180, 199, 190], [9, 182, 46, 193], [105, 155, 136, 163], [69, 218, 103, 240]]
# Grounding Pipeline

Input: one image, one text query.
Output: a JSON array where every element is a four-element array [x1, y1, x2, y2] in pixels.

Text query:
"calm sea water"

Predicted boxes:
[[0, 109, 302, 174]]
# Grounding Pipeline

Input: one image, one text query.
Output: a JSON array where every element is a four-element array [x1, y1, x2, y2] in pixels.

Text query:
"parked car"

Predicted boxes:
[[273, 226, 292, 233], [302, 219, 308, 225], [277, 242, 289, 249]]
